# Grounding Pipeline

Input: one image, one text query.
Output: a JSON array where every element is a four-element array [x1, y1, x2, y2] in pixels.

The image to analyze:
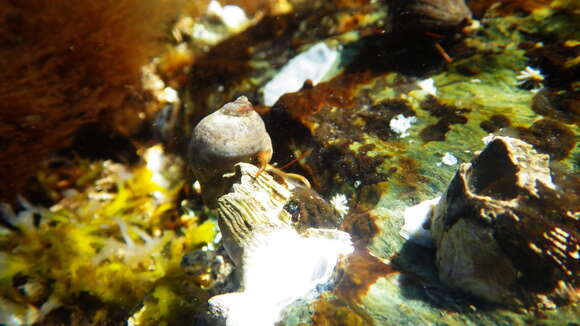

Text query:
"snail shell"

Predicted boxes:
[[393, 0, 472, 34], [188, 96, 273, 207]]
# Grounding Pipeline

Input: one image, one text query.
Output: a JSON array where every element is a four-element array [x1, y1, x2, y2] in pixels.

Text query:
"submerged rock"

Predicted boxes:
[[209, 163, 353, 325], [431, 136, 579, 307], [261, 42, 339, 106]]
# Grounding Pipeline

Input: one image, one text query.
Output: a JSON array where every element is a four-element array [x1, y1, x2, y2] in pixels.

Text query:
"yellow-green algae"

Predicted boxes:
[[0, 146, 216, 325], [127, 272, 210, 326]]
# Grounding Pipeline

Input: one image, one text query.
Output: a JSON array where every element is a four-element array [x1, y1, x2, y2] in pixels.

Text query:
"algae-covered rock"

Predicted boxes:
[[180, 0, 579, 324], [431, 136, 579, 307]]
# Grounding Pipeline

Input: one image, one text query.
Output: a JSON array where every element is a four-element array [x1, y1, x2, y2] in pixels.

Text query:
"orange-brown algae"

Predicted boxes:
[[312, 297, 373, 326], [0, 0, 184, 201], [341, 210, 381, 246], [334, 210, 397, 304], [274, 73, 373, 130], [335, 245, 397, 304]]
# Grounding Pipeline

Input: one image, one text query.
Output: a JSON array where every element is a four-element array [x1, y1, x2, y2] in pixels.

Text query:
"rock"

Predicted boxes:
[[210, 163, 354, 325], [431, 136, 579, 307]]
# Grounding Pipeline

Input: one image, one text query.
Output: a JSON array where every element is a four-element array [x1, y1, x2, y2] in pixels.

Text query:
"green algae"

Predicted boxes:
[[128, 273, 210, 326], [262, 3, 579, 325]]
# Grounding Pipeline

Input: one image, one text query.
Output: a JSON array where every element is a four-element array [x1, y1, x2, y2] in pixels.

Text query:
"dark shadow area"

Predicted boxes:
[[393, 239, 497, 313], [469, 140, 519, 200], [341, 32, 449, 78], [65, 123, 140, 164]]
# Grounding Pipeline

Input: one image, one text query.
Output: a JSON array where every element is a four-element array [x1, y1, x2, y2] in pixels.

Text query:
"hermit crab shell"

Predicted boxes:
[[188, 96, 273, 207], [393, 0, 472, 33]]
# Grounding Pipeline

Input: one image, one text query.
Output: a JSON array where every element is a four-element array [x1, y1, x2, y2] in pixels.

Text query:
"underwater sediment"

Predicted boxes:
[[0, 0, 579, 325]]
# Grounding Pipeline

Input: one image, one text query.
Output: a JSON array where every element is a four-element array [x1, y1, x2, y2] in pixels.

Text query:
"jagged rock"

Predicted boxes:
[[209, 163, 353, 325], [431, 136, 579, 307]]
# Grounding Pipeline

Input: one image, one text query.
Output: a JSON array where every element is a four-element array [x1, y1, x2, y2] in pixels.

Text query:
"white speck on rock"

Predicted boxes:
[[442, 152, 458, 166], [61, 189, 79, 198], [207, 0, 249, 30], [191, 23, 222, 44], [418, 78, 437, 96], [390, 114, 417, 138], [262, 42, 339, 106], [158, 87, 178, 103], [482, 134, 495, 145]]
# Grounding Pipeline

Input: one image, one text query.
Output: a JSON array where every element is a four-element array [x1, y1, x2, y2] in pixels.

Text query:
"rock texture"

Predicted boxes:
[[210, 163, 353, 325], [431, 136, 579, 307]]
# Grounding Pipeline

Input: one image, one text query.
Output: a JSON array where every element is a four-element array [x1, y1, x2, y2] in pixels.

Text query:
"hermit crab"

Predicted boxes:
[[188, 96, 273, 207], [188, 97, 353, 325]]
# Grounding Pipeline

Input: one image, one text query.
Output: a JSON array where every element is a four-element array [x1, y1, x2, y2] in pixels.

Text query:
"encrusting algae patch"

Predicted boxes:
[[0, 146, 217, 325]]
